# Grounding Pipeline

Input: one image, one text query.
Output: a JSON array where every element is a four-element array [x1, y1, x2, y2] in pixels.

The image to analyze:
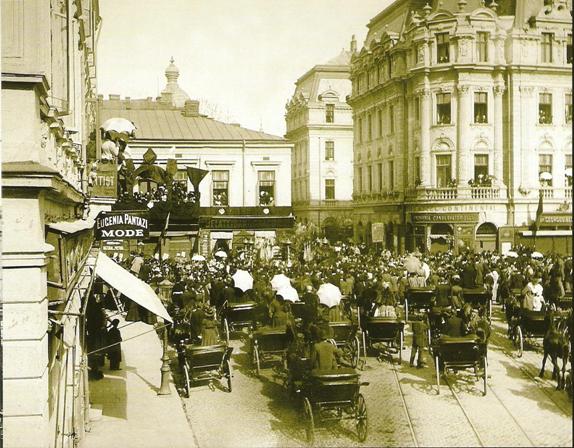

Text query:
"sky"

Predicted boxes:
[[97, 0, 392, 137]]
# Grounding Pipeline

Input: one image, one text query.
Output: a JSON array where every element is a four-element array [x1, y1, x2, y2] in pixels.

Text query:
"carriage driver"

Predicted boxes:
[[310, 327, 343, 371]]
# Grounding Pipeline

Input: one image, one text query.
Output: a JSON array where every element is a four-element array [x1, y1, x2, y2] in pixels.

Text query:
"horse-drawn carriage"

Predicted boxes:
[[431, 336, 488, 396], [405, 287, 434, 320], [462, 287, 491, 317], [251, 326, 290, 376], [299, 368, 369, 444], [328, 321, 361, 368], [178, 342, 234, 396], [362, 317, 405, 364], [221, 301, 264, 343]]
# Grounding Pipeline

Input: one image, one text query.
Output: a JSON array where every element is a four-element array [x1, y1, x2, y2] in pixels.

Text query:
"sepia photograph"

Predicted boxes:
[[1, 0, 572, 447]]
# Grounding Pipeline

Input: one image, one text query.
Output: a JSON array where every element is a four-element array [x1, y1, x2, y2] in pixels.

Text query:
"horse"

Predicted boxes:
[[540, 308, 571, 390]]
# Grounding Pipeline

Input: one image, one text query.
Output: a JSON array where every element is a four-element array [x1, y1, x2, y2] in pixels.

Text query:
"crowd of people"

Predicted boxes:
[[111, 239, 572, 372]]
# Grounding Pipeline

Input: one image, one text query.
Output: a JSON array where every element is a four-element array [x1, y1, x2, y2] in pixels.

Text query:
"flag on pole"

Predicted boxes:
[[155, 211, 170, 256], [533, 189, 544, 241]]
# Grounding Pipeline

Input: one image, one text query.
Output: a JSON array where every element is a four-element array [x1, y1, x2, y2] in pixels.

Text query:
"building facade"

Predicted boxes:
[[2, 1, 100, 447], [100, 60, 294, 258], [285, 44, 355, 242], [348, 0, 572, 254]]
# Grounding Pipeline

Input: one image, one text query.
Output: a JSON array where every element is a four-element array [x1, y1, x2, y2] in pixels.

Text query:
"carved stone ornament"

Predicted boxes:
[[520, 86, 534, 96], [457, 84, 470, 95], [40, 122, 49, 149], [459, 39, 468, 57], [494, 85, 506, 96]]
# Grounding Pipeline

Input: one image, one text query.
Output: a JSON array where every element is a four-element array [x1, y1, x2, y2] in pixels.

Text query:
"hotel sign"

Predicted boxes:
[[540, 214, 572, 224], [411, 213, 479, 223], [371, 223, 385, 243], [95, 211, 149, 240]]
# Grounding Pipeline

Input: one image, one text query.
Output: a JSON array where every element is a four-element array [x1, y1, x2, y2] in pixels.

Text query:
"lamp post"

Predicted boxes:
[[157, 280, 173, 396], [285, 239, 292, 267]]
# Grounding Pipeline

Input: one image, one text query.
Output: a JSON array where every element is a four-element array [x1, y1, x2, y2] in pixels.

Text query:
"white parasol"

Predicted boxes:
[[565, 167, 572, 177], [317, 283, 342, 308], [232, 270, 253, 292], [214, 250, 228, 258], [539, 172, 553, 181], [271, 273, 291, 291], [192, 254, 206, 262], [101, 117, 136, 136], [276, 285, 299, 302], [404, 255, 421, 273], [505, 251, 519, 258], [531, 251, 544, 259]]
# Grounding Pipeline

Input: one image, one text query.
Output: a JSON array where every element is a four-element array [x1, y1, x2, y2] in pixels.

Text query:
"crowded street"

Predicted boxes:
[[3, 1, 573, 448], [179, 307, 571, 447]]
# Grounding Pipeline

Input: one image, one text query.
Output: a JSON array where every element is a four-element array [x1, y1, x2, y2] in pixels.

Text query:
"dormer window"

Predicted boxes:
[[541, 33, 553, 63], [437, 33, 450, 63]]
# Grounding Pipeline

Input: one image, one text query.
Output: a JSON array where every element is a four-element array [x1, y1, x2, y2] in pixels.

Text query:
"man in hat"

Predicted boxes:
[[106, 319, 122, 370], [310, 327, 342, 371], [410, 313, 429, 368]]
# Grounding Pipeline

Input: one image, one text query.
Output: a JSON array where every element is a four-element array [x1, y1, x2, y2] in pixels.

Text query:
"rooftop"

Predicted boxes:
[[100, 103, 284, 141]]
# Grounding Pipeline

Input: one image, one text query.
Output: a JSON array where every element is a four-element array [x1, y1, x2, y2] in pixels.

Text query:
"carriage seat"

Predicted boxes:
[[310, 367, 358, 382], [253, 326, 286, 336], [437, 335, 480, 344], [520, 310, 546, 321], [185, 343, 227, 355]]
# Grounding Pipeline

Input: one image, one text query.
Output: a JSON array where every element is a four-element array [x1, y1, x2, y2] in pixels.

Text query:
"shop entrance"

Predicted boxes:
[[475, 222, 497, 252], [429, 223, 453, 254]]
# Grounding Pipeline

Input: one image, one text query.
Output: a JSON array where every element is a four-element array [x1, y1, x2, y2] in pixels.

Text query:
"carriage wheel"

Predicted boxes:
[[183, 363, 191, 398], [516, 326, 523, 358], [356, 393, 368, 442], [351, 336, 360, 368], [225, 359, 233, 393], [303, 397, 315, 445], [405, 299, 409, 322], [435, 356, 441, 395], [254, 344, 261, 377], [224, 318, 230, 344], [398, 331, 404, 365], [482, 356, 488, 396]]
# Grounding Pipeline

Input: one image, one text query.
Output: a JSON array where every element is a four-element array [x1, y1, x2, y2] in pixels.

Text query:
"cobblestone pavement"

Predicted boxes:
[[178, 306, 572, 448]]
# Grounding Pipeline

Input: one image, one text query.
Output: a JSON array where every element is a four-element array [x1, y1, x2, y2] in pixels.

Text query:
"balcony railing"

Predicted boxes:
[[423, 187, 458, 200], [470, 187, 500, 200], [540, 187, 554, 199]]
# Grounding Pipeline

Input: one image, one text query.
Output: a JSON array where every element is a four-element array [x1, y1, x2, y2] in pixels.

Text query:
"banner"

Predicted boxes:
[[371, 222, 385, 243], [92, 162, 117, 198], [95, 211, 149, 240]]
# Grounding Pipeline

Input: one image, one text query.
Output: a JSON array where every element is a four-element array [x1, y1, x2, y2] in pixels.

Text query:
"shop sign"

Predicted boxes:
[[202, 216, 295, 230], [540, 214, 572, 225], [95, 211, 149, 240], [412, 213, 479, 223], [198, 229, 210, 257], [371, 223, 385, 243], [91, 162, 117, 198]]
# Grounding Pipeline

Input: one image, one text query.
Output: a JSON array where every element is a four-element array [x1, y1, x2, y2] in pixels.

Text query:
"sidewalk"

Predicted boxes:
[[84, 317, 198, 448]]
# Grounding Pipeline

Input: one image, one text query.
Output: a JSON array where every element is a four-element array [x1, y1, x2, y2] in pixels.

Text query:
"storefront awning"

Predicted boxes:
[[47, 218, 95, 234], [95, 251, 172, 322]]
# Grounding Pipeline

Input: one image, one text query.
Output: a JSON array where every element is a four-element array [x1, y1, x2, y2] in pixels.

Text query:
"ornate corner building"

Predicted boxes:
[[2, 1, 100, 447], [348, 0, 572, 254], [285, 43, 356, 242]]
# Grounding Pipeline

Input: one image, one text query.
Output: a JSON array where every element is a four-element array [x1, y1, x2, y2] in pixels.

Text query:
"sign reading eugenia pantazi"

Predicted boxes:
[[96, 211, 149, 240]]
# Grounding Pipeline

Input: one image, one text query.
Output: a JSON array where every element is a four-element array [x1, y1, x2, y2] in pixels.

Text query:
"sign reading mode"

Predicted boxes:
[[96, 211, 149, 240]]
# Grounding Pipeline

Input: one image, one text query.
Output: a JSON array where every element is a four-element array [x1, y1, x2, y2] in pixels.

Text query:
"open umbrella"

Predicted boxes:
[[505, 251, 519, 258], [232, 269, 253, 292], [192, 254, 206, 262], [271, 273, 291, 291], [101, 117, 136, 136], [565, 168, 572, 177], [404, 255, 421, 273], [539, 172, 553, 181], [276, 285, 299, 302], [317, 283, 342, 308], [531, 251, 544, 259], [214, 250, 228, 258]]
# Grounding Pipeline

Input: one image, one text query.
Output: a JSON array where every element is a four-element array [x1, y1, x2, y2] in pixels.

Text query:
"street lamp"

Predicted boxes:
[[157, 280, 173, 396], [285, 239, 292, 267]]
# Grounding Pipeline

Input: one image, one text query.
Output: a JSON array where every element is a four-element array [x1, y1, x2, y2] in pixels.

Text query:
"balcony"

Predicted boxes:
[[470, 187, 500, 200], [419, 187, 458, 200], [540, 187, 554, 199]]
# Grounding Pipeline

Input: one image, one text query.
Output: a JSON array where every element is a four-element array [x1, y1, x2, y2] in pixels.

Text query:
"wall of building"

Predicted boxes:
[[348, 1, 572, 253]]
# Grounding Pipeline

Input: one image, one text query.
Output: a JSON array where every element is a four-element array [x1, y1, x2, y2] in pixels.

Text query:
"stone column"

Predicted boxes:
[[457, 84, 472, 192], [420, 88, 431, 187], [519, 86, 536, 191], [493, 85, 505, 189]]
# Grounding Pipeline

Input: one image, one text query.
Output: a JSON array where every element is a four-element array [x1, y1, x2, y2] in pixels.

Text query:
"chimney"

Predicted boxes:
[[350, 35, 357, 53], [182, 100, 200, 117], [109, 94, 120, 100]]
